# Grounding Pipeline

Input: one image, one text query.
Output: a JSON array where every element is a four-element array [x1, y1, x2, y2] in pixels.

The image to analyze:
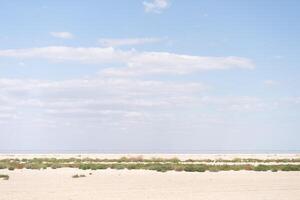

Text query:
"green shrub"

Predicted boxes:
[[281, 165, 300, 171], [24, 163, 44, 170], [79, 164, 89, 170], [1, 157, 300, 173], [50, 164, 62, 169], [254, 165, 269, 171], [168, 157, 180, 163], [111, 164, 126, 170], [0, 174, 9, 180], [183, 164, 206, 172], [147, 164, 173, 172]]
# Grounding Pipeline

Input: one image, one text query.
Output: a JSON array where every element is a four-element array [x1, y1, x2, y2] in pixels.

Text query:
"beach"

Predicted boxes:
[[1, 169, 300, 200], [1, 154, 300, 200]]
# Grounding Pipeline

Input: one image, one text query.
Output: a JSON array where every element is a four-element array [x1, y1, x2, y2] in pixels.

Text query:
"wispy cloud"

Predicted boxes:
[[98, 38, 162, 47], [102, 53, 254, 76], [143, 0, 170, 13], [0, 46, 254, 76], [0, 76, 279, 127], [0, 77, 206, 126], [50, 32, 74, 39]]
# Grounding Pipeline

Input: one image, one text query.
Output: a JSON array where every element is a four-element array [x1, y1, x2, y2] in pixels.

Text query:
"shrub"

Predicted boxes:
[[1, 157, 300, 173], [72, 174, 86, 178], [79, 164, 90, 170], [243, 165, 254, 171], [233, 158, 242, 163], [50, 164, 59, 169], [111, 164, 126, 170], [8, 166, 15, 171], [254, 165, 269, 171], [0, 174, 9, 180], [24, 163, 44, 170], [168, 157, 180, 163], [148, 164, 173, 172], [183, 164, 206, 172], [281, 165, 300, 171]]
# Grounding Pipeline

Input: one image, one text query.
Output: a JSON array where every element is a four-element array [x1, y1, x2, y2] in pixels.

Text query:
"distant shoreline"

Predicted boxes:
[[1, 149, 300, 154]]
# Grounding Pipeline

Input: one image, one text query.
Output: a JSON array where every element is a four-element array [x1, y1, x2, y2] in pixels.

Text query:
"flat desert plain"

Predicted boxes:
[[0, 154, 300, 200]]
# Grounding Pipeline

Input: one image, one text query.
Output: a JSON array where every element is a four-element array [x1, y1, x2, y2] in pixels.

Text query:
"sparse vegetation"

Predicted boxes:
[[254, 165, 270, 171], [0, 157, 300, 172]]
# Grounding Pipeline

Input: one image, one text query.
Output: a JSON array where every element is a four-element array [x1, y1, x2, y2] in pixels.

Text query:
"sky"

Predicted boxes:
[[0, 0, 299, 152]]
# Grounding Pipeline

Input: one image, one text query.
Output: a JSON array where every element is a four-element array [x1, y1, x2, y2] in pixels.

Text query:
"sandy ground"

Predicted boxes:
[[0, 169, 300, 200]]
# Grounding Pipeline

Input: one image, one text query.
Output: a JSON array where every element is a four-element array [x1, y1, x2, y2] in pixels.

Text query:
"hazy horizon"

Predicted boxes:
[[1, 149, 300, 155]]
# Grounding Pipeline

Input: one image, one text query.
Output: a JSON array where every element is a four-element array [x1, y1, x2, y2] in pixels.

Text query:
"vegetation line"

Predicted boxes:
[[0, 157, 300, 172]]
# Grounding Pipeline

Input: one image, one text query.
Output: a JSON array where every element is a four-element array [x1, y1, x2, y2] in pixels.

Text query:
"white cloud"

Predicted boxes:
[[0, 75, 282, 127], [0, 46, 130, 63], [0, 46, 254, 75], [0, 75, 291, 144], [143, 0, 170, 13], [0, 76, 207, 126], [50, 32, 74, 39], [102, 53, 254, 76], [98, 38, 162, 47], [0, 45, 257, 127]]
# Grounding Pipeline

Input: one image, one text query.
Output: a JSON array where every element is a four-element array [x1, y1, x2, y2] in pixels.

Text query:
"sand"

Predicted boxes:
[[1, 154, 300, 200], [1, 169, 300, 200]]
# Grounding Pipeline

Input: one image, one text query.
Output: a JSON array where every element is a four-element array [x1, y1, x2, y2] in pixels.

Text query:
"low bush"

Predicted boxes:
[[183, 164, 206, 172], [254, 165, 269, 171], [147, 163, 173, 172], [1, 158, 300, 173], [0, 174, 9, 180], [8, 166, 15, 171], [72, 174, 86, 178], [280, 165, 300, 171]]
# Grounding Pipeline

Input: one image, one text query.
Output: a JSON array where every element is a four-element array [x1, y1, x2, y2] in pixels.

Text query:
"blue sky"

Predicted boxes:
[[0, 0, 299, 152]]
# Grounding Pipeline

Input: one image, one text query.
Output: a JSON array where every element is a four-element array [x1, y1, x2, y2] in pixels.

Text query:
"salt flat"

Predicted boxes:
[[1, 168, 300, 200]]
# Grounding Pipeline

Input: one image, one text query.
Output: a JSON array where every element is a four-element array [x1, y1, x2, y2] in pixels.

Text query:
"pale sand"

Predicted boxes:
[[1, 169, 300, 200]]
